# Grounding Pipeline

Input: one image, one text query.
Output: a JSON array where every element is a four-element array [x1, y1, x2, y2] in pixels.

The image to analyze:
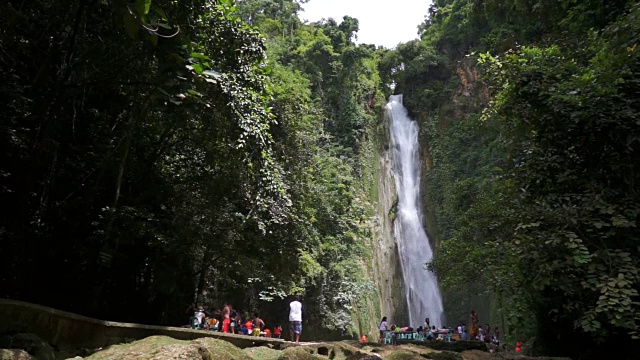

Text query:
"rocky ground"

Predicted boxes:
[[0, 333, 572, 360]]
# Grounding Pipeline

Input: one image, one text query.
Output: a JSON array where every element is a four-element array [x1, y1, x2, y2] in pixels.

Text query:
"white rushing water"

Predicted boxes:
[[386, 94, 444, 328]]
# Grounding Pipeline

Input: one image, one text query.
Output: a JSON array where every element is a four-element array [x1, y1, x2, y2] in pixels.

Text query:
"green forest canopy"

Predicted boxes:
[[1, 0, 639, 358]]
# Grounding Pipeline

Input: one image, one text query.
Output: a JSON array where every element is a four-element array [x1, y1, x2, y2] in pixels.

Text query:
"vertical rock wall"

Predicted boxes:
[[363, 60, 491, 335], [370, 115, 408, 331], [415, 59, 495, 329]]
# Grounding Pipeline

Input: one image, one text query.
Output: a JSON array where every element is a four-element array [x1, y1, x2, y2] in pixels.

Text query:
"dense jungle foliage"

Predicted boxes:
[[2, 0, 640, 358], [0, 0, 384, 338], [380, 0, 640, 358]]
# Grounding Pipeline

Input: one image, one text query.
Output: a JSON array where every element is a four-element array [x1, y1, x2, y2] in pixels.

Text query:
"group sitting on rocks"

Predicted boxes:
[[186, 303, 280, 338], [377, 314, 503, 345]]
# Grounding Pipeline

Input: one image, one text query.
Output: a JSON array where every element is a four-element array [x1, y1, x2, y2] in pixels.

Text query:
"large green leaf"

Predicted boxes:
[[134, 0, 151, 15]]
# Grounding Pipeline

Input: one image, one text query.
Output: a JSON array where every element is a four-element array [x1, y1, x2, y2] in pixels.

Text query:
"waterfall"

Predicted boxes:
[[386, 94, 444, 328]]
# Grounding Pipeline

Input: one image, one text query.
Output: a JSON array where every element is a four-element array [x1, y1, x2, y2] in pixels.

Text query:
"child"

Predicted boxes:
[[274, 324, 282, 338], [207, 317, 219, 331], [378, 316, 388, 343], [493, 327, 500, 345]]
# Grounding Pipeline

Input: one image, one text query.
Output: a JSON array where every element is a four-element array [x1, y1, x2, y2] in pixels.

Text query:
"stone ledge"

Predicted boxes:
[[0, 299, 284, 351]]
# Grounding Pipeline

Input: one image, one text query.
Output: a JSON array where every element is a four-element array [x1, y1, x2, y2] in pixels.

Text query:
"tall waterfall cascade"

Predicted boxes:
[[386, 94, 444, 328]]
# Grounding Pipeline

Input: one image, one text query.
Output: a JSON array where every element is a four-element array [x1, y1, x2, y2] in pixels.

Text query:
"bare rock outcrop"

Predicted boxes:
[[0, 349, 33, 360]]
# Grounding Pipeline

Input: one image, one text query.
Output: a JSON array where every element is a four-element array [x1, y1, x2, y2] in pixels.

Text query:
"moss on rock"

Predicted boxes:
[[84, 336, 194, 360], [242, 346, 283, 360], [84, 335, 252, 360], [384, 350, 423, 360], [400, 341, 486, 353], [194, 338, 252, 360], [280, 346, 326, 360], [75, 336, 570, 360], [429, 351, 463, 360]]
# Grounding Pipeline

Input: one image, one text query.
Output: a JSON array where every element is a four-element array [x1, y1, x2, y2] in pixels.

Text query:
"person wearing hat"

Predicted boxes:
[[194, 306, 205, 329]]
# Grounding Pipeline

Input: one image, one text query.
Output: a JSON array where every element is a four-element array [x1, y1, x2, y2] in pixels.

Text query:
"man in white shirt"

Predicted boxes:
[[194, 306, 205, 328], [288, 295, 303, 343]]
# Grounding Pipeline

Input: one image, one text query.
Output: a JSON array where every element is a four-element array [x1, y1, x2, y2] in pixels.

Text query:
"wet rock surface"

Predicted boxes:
[[0, 333, 572, 360]]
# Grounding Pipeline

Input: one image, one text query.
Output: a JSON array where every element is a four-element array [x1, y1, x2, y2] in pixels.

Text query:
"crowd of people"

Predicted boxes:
[[469, 309, 500, 345], [185, 295, 304, 343], [187, 300, 500, 347], [378, 316, 453, 343], [377, 310, 500, 345]]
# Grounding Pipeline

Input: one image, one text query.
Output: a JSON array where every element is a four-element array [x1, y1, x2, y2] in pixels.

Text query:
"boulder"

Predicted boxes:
[[402, 341, 487, 353], [428, 351, 463, 360], [195, 338, 252, 359], [384, 350, 423, 360], [279, 346, 326, 360], [0, 333, 55, 360], [242, 346, 283, 360], [84, 335, 252, 360], [0, 349, 33, 360], [347, 354, 382, 360]]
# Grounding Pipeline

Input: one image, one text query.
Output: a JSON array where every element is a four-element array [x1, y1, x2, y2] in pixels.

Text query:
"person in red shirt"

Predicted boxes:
[[274, 324, 282, 338], [222, 317, 231, 333]]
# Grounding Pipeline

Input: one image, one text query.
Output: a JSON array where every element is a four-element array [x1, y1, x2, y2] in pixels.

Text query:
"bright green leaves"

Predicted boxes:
[[1, 0, 383, 339], [472, 1, 640, 343], [216, 0, 237, 17], [151, 1, 291, 230], [134, 0, 151, 16], [245, 10, 383, 335], [419, 0, 640, 352], [299, 250, 324, 279], [186, 63, 203, 74], [189, 52, 209, 61]]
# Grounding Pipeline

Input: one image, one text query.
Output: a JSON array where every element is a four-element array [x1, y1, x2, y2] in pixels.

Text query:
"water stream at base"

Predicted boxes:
[[386, 94, 444, 328]]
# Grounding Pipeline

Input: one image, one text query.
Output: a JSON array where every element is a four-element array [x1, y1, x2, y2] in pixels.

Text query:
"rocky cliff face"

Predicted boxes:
[[415, 59, 494, 328], [370, 113, 408, 329], [360, 60, 491, 336]]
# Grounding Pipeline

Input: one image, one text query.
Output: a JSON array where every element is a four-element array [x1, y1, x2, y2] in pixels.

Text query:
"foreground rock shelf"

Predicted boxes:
[[0, 300, 572, 360], [0, 334, 575, 360], [0, 299, 283, 357]]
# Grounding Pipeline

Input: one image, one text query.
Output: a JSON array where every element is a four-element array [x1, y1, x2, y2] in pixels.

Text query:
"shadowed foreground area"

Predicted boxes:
[[80, 336, 576, 360], [0, 300, 574, 360], [0, 334, 575, 360]]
